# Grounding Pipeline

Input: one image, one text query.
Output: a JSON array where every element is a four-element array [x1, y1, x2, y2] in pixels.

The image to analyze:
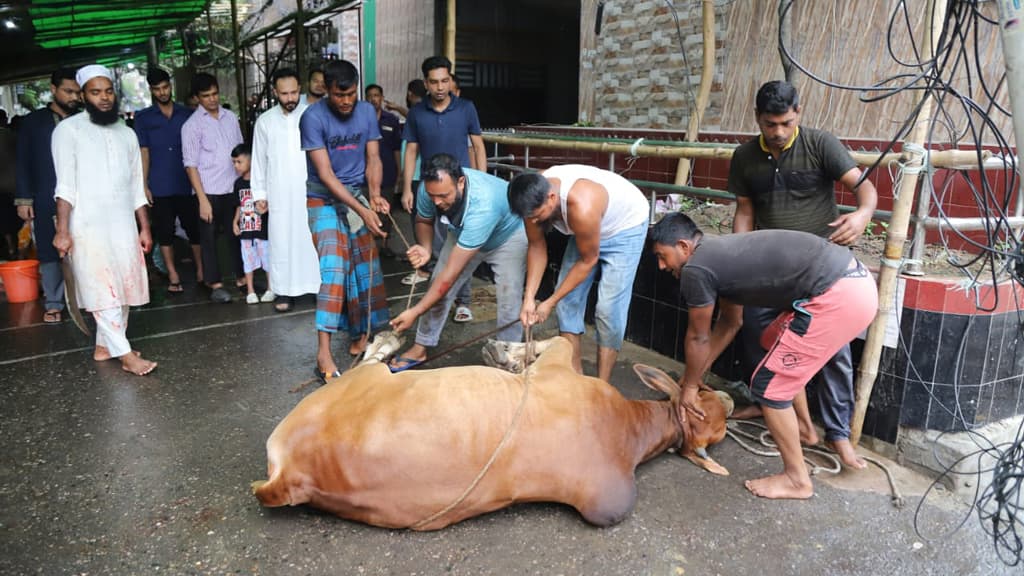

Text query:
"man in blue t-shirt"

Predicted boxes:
[[134, 67, 202, 293], [387, 153, 526, 372], [298, 59, 391, 382]]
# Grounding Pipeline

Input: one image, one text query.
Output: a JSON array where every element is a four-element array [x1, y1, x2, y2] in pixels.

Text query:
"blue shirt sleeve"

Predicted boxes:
[[403, 107, 419, 143], [133, 112, 150, 147], [465, 101, 482, 136], [299, 105, 324, 151], [365, 104, 381, 141]]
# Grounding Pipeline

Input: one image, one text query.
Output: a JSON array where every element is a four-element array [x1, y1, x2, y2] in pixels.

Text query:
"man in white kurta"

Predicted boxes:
[[251, 68, 321, 312], [52, 65, 157, 376]]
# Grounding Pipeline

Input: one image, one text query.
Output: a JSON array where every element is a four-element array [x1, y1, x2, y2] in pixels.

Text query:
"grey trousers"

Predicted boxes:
[[741, 305, 855, 441], [415, 227, 527, 347], [40, 260, 65, 311]]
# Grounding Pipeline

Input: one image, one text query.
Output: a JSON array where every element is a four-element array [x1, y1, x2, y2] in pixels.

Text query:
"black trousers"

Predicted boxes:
[[198, 194, 242, 285]]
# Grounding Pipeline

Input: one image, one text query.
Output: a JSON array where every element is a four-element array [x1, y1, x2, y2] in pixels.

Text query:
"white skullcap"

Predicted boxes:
[[75, 64, 113, 89]]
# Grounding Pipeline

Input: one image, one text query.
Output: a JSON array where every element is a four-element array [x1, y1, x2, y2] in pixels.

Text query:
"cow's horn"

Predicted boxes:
[[714, 390, 735, 418]]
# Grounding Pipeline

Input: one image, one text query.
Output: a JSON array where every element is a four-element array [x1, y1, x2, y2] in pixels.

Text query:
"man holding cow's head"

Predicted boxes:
[[507, 165, 649, 383], [388, 153, 527, 370], [649, 213, 878, 499]]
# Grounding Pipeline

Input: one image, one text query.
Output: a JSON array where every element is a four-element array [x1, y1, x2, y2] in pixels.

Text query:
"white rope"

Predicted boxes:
[[629, 137, 645, 157]]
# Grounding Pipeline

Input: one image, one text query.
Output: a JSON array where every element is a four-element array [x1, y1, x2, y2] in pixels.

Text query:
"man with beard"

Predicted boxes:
[[302, 68, 326, 107], [181, 73, 245, 303], [14, 68, 80, 324], [299, 59, 389, 381], [250, 68, 321, 312], [729, 80, 877, 469], [51, 64, 157, 376], [507, 165, 649, 383], [387, 154, 526, 371], [134, 67, 203, 294]]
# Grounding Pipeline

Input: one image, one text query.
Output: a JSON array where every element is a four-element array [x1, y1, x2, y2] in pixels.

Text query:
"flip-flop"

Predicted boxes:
[[388, 356, 424, 373], [42, 310, 62, 324], [314, 366, 342, 385], [453, 305, 473, 323], [167, 282, 184, 294], [274, 298, 294, 313]]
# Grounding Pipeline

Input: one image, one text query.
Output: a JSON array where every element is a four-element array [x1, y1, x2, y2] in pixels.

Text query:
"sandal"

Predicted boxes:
[[274, 297, 294, 313], [401, 271, 430, 286], [388, 356, 424, 373], [314, 365, 342, 385], [453, 305, 473, 323], [43, 309, 62, 324], [167, 282, 184, 294]]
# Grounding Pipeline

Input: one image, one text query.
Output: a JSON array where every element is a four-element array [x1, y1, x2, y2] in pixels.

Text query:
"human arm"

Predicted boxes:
[[469, 134, 487, 171], [364, 139, 389, 214], [233, 206, 242, 236], [732, 196, 754, 233], [14, 119, 35, 220], [135, 205, 153, 253], [678, 300, 744, 421], [391, 244, 479, 332], [384, 100, 408, 117], [828, 167, 877, 245], [139, 147, 153, 204], [401, 141, 419, 212], [307, 148, 385, 236], [53, 198, 73, 256], [185, 167, 212, 222], [250, 118, 269, 204], [519, 218, 549, 327], [180, 122, 213, 222]]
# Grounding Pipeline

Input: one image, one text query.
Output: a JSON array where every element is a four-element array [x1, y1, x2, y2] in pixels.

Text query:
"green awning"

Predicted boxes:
[[28, 0, 207, 49]]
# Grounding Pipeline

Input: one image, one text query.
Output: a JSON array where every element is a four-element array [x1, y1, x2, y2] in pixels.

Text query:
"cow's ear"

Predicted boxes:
[[633, 364, 680, 398]]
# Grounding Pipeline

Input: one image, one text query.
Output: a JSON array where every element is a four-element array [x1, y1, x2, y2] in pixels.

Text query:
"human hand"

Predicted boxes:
[[401, 190, 414, 213], [233, 222, 241, 236], [53, 231, 72, 257], [828, 210, 872, 246], [255, 200, 268, 214], [361, 207, 386, 237], [17, 205, 33, 221], [139, 228, 153, 253], [370, 194, 390, 214], [383, 100, 395, 111], [145, 188, 153, 206], [198, 198, 213, 223], [389, 309, 419, 333], [535, 299, 554, 325], [520, 299, 539, 327], [406, 244, 431, 269], [678, 384, 707, 426]]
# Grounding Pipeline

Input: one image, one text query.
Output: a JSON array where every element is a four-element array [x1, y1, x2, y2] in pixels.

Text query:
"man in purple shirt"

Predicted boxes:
[[182, 73, 245, 303]]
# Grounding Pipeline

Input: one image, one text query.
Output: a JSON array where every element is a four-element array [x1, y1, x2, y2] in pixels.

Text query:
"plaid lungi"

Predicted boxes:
[[307, 195, 390, 337]]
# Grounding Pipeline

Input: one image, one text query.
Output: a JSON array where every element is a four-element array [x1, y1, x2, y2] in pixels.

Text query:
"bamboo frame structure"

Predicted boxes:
[[674, 0, 716, 186]]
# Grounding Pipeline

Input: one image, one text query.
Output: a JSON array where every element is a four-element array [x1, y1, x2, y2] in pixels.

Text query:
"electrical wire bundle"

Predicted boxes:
[[779, 0, 1023, 566]]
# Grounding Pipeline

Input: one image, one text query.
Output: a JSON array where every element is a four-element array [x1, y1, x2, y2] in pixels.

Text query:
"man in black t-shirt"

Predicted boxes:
[[650, 213, 877, 500], [729, 81, 878, 469]]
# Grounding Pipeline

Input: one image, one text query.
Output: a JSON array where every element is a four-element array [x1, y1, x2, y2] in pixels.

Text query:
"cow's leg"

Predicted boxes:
[[573, 472, 638, 527]]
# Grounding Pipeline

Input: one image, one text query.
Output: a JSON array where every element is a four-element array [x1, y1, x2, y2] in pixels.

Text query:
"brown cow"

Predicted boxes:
[[252, 335, 730, 530]]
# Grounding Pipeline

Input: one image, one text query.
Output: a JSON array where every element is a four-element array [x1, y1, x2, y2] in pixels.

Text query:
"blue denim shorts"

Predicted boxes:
[[555, 222, 647, 350]]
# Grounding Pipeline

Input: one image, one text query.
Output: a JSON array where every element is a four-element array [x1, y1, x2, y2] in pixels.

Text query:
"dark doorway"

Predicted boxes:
[[443, 0, 580, 127]]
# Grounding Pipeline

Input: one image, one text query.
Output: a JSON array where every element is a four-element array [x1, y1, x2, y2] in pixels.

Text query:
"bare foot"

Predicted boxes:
[[349, 334, 369, 356], [94, 346, 141, 361], [731, 405, 762, 420], [826, 439, 868, 470], [121, 353, 157, 376], [745, 473, 814, 500], [800, 427, 820, 447]]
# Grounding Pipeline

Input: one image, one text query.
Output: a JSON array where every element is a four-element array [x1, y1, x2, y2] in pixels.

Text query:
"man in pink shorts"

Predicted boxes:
[[649, 213, 877, 499]]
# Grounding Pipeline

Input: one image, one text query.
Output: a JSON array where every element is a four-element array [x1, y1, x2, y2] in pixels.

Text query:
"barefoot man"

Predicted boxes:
[[650, 214, 877, 498], [52, 64, 157, 376], [729, 80, 877, 469]]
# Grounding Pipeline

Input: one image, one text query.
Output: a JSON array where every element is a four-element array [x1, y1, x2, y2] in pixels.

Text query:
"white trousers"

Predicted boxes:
[[93, 306, 131, 358]]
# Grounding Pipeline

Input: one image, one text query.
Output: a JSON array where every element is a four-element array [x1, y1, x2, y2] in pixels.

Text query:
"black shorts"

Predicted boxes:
[[151, 195, 200, 246]]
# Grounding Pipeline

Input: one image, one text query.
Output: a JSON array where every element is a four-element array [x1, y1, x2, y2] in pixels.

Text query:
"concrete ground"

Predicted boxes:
[[0, 255, 1015, 576]]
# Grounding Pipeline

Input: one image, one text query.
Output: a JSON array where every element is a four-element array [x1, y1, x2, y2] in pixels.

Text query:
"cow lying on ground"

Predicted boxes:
[[253, 335, 731, 530]]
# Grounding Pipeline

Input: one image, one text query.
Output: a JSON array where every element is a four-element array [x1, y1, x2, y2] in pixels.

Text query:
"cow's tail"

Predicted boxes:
[[252, 443, 293, 507]]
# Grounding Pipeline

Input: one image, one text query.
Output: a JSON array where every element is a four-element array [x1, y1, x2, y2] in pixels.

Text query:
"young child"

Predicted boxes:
[[231, 144, 275, 305]]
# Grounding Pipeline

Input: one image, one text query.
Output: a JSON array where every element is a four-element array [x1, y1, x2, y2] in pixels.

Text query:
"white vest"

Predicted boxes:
[[543, 165, 649, 239]]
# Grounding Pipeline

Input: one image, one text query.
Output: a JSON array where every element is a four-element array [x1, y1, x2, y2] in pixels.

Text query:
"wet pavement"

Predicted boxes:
[[0, 255, 1015, 575]]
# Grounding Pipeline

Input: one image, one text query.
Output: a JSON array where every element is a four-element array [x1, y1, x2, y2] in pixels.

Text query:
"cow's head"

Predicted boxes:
[[633, 364, 732, 476], [358, 331, 406, 366]]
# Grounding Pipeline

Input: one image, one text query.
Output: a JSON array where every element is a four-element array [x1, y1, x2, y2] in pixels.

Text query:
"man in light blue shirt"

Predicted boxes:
[[388, 154, 526, 371]]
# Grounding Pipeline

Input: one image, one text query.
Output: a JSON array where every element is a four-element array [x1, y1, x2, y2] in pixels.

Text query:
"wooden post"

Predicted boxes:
[[444, 0, 456, 66], [295, 0, 306, 82], [578, 0, 599, 125], [674, 0, 715, 185], [850, 0, 949, 446]]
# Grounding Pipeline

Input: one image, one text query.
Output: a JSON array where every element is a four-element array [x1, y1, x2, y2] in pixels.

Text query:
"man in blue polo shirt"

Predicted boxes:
[[388, 153, 526, 371], [134, 67, 202, 293]]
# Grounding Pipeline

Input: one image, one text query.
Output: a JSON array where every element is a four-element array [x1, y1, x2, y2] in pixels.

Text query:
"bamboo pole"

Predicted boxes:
[[481, 132, 988, 168], [444, 0, 456, 66], [674, 0, 716, 185], [230, 0, 246, 132], [850, 0, 949, 446]]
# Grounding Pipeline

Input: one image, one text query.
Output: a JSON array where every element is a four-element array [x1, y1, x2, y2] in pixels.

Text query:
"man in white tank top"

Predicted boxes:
[[507, 165, 649, 382]]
